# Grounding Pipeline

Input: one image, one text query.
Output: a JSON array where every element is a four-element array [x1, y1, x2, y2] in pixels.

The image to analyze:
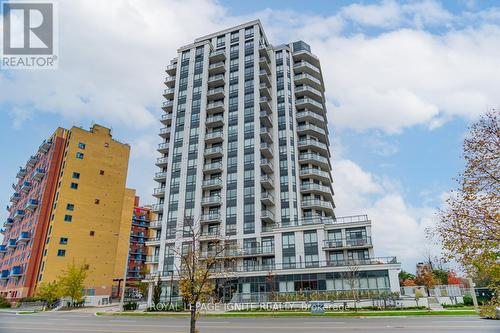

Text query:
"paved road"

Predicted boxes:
[[0, 311, 498, 333]]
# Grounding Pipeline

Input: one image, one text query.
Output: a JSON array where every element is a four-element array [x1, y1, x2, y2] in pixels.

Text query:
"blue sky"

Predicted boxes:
[[1, 0, 499, 272]]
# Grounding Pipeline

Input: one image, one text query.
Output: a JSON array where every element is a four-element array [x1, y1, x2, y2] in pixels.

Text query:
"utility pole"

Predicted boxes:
[[467, 277, 479, 312]]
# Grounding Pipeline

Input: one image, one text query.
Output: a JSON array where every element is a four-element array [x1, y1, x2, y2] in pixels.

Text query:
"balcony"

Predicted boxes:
[[10, 266, 22, 277], [166, 63, 177, 76], [155, 156, 168, 167], [0, 245, 6, 254], [163, 88, 174, 99], [260, 158, 273, 174], [31, 168, 46, 181], [294, 85, 323, 101], [206, 100, 224, 114], [0, 270, 9, 279], [7, 239, 17, 249], [206, 114, 224, 127], [204, 146, 223, 158], [323, 239, 343, 250], [200, 230, 222, 241], [153, 171, 167, 182], [208, 61, 225, 75], [294, 73, 322, 91], [260, 127, 273, 143], [17, 232, 30, 244], [296, 110, 325, 126], [205, 131, 224, 144], [25, 199, 39, 211], [292, 49, 320, 68], [4, 218, 14, 228], [261, 191, 275, 206], [149, 220, 163, 229], [200, 213, 222, 224], [261, 209, 274, 223], [260, 142, 273, 159], [207, 74, 225, 88], [259, 83, 271, 99], [145, 236, 161, 247], [298, 139, 328, 155], [295, 97, 324, 113], [157, 141, 170, 154], [299, 167, 332, 183], [346, 237, 372, 248], [203, 161, 223, 174], [160, 112, 173, 125], [20, 181, 32, 193], [207, 87, 225, 100], [201, 196, 222, 207], [10, 192, 20, 203], [16, 168, 27, 179], [259, 56, 270, 73], [161, 100, 173, 112], [259, 111, 272, 127], [164, 75, 176, 88], [301, 199, 334, 214], [202, 178, 223, 190], [293, 60, 322, 79], [259, 70, 271, 87], [27, 155, 39, 167], [145, 255, 160, 264], [259, 97, 271, 113], [159, 126, 171, 138], [152, 187, 166, 198], [300, 183, 332, 198], [260, 174, 274, 189], [259, 45, 269, 59], [151, 203, 164, 213], [13, 210, 25, 220], [298, 153, 330, 169], [209, 49, 226, 62], [37, 140, 51, 155]]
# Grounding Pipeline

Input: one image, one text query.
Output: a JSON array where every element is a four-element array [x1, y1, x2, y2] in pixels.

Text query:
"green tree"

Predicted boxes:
[[36, 280, 62, 305], [399, 270, 416, 283], [59, 263, 88, 306], [432, 269, 449, 285], [152, 275, 162, 307]]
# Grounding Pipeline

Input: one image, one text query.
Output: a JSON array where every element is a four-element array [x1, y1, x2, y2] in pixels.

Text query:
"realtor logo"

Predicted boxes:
[[1, 1, 58, 69]]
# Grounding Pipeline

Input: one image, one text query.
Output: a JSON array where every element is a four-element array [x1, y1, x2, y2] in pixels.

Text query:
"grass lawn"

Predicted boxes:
[[97, 309, 478, 318]]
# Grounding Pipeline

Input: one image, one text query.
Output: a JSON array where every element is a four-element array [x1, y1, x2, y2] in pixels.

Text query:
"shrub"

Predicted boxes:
[[0, 295, 11, 308], [123, 301, 138, 311], [479, 299, 499, 319], [463, 295, 474, 306]]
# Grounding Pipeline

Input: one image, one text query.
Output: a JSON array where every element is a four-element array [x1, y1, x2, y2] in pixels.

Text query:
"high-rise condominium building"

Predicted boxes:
[[0, 124, 135, 303], [148, 20, 400, 302]]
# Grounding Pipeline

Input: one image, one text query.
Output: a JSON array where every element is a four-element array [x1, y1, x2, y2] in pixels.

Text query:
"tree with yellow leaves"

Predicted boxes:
[[433, 109, 499, 316]]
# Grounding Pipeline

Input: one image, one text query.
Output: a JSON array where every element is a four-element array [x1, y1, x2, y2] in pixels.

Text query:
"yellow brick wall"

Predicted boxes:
[[38, 124, 133, 296], [113, 188, 135, 281]]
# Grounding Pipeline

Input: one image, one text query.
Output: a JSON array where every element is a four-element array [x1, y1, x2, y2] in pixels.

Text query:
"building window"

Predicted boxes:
[[70, 183, 78, 189], [94, 199, 100, 204], [66, 203, 74, 211], [78, 142, 86, 149], [76, 152, 84, 159], [89, 231, 95, 236], [57, 249, 66, 256], [99, 170, 105, 175], [72, 172, 80, 179], [60, 237, 68, 245], [64, 215, 72, 222]]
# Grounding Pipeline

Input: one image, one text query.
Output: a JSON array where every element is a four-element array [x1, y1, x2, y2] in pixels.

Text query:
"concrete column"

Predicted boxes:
[[146, 282, 154, 307]]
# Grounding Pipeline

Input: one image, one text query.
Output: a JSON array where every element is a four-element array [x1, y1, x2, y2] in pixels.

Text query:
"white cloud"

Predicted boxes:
[[333, 157, 441, 269]]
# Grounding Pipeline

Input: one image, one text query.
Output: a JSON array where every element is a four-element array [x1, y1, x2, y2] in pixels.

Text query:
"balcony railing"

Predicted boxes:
[[154, 172, 167, 181], [31, 168, 46, 181], [155, 157, 168, 166], [200, 213, 221, 224], [202, 178, 223, 188], [301, 199, 333, 211], [273, 215, 369, 229], [323, 237, 372, 249], [10, 192, 20, 203], [153, 187, 166, 197], [151, 203, 164, 212], [13, 210, 25, 220], [16, 232, 30, 244], [25, 199, 39, 211], [201, 196, 222, 206], [203, 162, 223, 173], [27, 155, 39, 167], [299, 168, 331, 181], [204, 146, 223, 157], [16, 168, 27, 179], [20, 181, 32, 193]]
